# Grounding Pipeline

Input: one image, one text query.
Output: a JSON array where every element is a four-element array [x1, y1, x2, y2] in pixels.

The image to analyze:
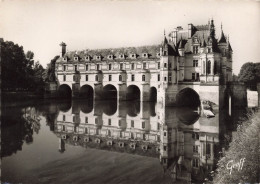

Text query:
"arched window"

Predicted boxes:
[[142, 75, 145, 81], [119, 75, 122, 81], [207, 60, 211, 74]]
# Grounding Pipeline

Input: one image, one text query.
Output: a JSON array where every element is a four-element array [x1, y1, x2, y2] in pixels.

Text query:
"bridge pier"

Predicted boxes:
[[94, 84, 103, 100], [118, 84, 127, 101]]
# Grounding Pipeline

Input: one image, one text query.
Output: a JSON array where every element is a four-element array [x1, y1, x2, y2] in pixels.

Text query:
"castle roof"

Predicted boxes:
[[57, 45, 162, 62], [218, 30, 227, 43]]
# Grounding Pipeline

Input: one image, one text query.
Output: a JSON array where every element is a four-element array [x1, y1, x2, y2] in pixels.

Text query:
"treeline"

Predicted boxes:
[[1, 39, 46, 93], [237, 62, 260, 90]]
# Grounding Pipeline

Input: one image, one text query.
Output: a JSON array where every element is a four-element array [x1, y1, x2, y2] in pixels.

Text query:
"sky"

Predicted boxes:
[[0, 0, 259, 74]]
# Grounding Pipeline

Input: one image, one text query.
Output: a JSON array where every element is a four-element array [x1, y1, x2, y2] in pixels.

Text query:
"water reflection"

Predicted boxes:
[[2, 99, 249, 183], [53, 100, 218, 183], [1, 106, 41, 157]]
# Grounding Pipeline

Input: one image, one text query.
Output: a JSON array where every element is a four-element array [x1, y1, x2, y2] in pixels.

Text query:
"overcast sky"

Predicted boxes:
[[0, 0, 259, 74]]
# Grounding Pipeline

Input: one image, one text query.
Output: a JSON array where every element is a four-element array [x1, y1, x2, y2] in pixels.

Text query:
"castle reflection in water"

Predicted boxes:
[[54, 99, 220, 182]]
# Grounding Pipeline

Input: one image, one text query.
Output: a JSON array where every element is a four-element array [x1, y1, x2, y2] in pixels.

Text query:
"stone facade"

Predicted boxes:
[[55, 19, 233, 106]]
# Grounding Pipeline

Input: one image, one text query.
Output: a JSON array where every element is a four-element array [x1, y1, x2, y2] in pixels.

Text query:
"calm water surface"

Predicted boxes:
[[1, 99, 247, 184]]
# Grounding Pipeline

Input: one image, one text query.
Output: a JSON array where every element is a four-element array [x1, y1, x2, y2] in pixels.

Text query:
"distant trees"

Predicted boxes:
[[238, 62, 260, 90], [43, 55, 59, 83], [1, 40, 45, 92]]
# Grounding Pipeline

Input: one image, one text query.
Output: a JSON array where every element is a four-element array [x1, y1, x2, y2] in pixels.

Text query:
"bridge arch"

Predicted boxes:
[[103, 84, 117, 100], [126, 85, 141, 101], [58, 84, 72, 98], [176, 87, 201, 108], [80, 85, 94, 99], [149, 87, 157, 102]]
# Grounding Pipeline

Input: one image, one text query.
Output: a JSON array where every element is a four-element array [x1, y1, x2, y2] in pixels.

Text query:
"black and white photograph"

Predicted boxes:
[[1, 0, 260, 183]]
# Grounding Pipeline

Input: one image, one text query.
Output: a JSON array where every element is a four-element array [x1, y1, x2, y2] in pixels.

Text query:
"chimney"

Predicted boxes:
[[188, 24, 193, 39], [60, 42, 67, 57]]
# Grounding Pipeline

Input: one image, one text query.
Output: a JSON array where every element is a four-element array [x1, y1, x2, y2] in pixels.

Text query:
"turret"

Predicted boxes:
[[60, 42, 67, 57], [218, 24, 228, 56], [209, 19, 215, 38]]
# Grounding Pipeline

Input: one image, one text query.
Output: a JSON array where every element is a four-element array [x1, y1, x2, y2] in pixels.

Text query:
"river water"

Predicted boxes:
[[1, 99, 248, 184]]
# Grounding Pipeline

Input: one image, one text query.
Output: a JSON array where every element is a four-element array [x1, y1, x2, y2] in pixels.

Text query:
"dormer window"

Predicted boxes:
[[119, 54, 125, 59], [108, 55, 113, 60], [193, 46, 199, 54], [131, 54, 136, 59], [85, 56, 90, 61], [74, 55, 78, 61], [142, 53, 148, 58], [96, 55, 101, 60], [63, 57, 67, 61], [156, 53, 161, 57]]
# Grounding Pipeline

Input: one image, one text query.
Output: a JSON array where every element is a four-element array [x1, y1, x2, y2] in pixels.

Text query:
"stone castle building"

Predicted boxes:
[[54, 19, 234, 106]]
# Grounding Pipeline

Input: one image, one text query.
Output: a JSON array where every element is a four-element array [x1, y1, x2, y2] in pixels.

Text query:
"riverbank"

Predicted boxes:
[[212, 111, 260, 183], [2, 91, 44, 101]]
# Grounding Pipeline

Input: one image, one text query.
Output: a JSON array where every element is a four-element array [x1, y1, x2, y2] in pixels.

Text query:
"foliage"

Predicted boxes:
[[1, 106, 41, 157], [43, 55, 59, 82], [1, 40, 45, 92], [212, 112, 260, 183], [238, 62, 260, 90]]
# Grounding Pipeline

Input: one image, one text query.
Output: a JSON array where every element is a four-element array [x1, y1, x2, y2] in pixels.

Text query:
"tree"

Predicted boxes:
[[1, 40, 45, 92], [43, 55, 59, 82], [238, 62, 260, 90]]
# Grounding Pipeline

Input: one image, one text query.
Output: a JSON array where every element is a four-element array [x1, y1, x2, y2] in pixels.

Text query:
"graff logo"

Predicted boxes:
[[226, 158, 245, 175]]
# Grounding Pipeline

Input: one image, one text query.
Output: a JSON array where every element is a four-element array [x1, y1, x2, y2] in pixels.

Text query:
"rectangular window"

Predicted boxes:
[[95, 75, 98, 81], [86, 75, 88, 81], [143, 63, 146, 69], [196, 73, 200, 81], [164, 132, 167, 137], [62, 125, 65, 131], [164, 77, 167, 81], [131, 120, 134, 127], [164, 63, 167, 68], [85, 117, 88, 123], [63, 115, 66, 121], [86, 65, 88, 71], [95, 118, 98, 124], [85, 128, 88, 134], [192, 73, 195, 80], [158, 74, 160, 81], [108, 119, 111, 126], [142, 75, 145, 81], [193, 60, 198, 67], [73, 75, 76, 81], [169, 75, 172, 82], [131, 63, 134, 70], [193, 46, 198, 54], [97, 64, 100, 70], [63, 75, 66, 81], [163, 146, 167, 151], [118, 120, 121, 127], [73, 116, 75, 122], [169, 63, 172, 69], [109, 64, 112, 70], [131, 74, 135, 81], [193, 145, 199, 153], [158, 63, 160, 69], [109, 75, 112, 81], [120, 63, 123, 70], [63, 65, 66, 71], [74, 65, 77, 71], [142, 121, 145, 129]]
